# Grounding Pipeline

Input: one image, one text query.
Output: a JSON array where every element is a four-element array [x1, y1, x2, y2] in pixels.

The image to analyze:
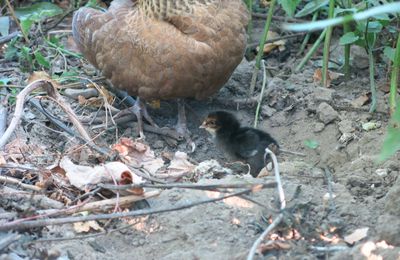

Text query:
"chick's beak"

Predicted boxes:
[[199, 121, 206, 129]]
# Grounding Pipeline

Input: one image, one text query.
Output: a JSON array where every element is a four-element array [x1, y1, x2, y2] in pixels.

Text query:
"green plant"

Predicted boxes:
[[14, 2, 63, 36]]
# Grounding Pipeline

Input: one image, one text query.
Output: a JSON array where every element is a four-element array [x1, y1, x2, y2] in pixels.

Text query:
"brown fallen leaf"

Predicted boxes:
[[112, 138, 164, 174], [74, 220, 104, 233], [344, 227, 369, 245], [351, 93, 370, 108], [27, 71, 60, 89], [167, 151, 196, 176], [259, 241, 291, 253], [313, 68, 343, 87], [60, 157, 144, 194], [256, 31, 287, 55]]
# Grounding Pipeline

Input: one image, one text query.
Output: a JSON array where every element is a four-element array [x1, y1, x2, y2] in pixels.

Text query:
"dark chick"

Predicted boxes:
[[200, 111, 279, 177]]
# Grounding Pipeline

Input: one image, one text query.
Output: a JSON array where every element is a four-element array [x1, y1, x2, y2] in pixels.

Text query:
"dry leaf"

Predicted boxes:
[[148, 100, 161, 109], [260, 241, 291, 253], [351, 93, 370, 108], [344, 227, 369, 244], [167, 151, 195, 176], [27, 71, 60, 89], [112, 138, 164, 174], [78, 85, 114, 108], [256, 31, 287, 55], [313, 69, 343, 87], [74, 220, 104, 233], [60, 157, 144, 194]]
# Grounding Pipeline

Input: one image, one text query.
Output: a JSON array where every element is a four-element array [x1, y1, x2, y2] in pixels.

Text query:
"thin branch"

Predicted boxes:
[[4, 0, 29, 43], [0, 80, 47, 149], [0, 175, 42, 192], [247, 148, 285, 260], [38, 190, 161, 216], [99, 181, 276, 191], [0, 189, 254, 231]]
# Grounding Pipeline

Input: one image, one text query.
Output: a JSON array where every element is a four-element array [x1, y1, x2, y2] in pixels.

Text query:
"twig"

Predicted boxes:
[[0, 88, 8, 137], [0, 189, 254, 231], [38, 190, 161, 216], [309, 245, 349, 252], [0, 31, 20, 45], [29, 98, 110, 155], [92, 114, 181, 140], [0, 80, 47, 149], [1, 186, 64, 210], [323, 167, 336, 213], [0, 233, 21, 251], [254, 60, 267, 127], [279, 148, 306, 157], [0, 175, 42, 192], [247, 33, 306, 49], [252, 13, 306, 23], [4, 0, 29, 43], [247, 148, 285, 260], [99, 181, 276, 191]]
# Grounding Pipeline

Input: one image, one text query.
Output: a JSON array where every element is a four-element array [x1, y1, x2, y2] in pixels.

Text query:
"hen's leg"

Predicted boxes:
[[176, 99, 196, 152], [130, 97, 158, 139]]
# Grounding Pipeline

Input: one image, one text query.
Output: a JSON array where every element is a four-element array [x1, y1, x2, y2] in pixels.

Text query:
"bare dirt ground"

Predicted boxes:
[[1, 16, 400, 260]]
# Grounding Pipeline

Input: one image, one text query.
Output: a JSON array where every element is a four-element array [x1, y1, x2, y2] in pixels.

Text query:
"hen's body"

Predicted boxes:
[[72, 0, 249, 100]]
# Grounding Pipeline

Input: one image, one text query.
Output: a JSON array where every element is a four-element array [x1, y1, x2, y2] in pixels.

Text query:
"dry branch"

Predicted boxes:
[[99, 181, 276, 191], [0, 176, 42, 192], [39, 190, 161, 216], [0, 189, 253, 231], [247, 148, 286, 260]]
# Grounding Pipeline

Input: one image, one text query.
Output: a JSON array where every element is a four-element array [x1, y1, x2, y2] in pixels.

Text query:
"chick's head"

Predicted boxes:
[[200, 111, 240, 136]]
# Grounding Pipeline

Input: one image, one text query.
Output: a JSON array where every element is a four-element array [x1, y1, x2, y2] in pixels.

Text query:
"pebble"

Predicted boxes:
[[317, 102, 339, 124]]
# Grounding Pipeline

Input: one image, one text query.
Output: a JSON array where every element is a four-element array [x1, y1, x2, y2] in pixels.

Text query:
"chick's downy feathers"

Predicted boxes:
[[201, 111, 279, 177], [72, 0, 249, 100]]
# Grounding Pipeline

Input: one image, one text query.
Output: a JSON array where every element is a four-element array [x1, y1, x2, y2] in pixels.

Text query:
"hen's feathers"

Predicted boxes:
[[72, 0, 249, 100]]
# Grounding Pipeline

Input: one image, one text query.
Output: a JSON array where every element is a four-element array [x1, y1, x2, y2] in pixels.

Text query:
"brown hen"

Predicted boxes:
[[72, 0, 249, 144]]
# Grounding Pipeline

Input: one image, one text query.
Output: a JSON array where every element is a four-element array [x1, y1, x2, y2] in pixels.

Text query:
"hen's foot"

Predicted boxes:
[[176, 99, 196, 152], [130, 97, 158, 139]]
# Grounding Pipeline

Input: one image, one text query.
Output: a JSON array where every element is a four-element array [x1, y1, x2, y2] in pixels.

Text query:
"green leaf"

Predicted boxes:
[[304, 139, 319, 149], [15, 3, 63, 19], [379, 105, 400, 161], [4, 38, 18, 60], [15, 3, 63, 35], [278, 0, 301, 17], [34, 50, 50, 69], [20, 18, 34, 35], [384, 46, 395, 62], [295, 0, 329, 18], [339, 32, 359, 45], [366, 21, 383, 33], [0, 16, 9, 36], [366, 32, 376, 48], [0, 78, 11, 85]]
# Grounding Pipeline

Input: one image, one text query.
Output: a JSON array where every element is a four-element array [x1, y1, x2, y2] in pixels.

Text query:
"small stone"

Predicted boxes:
[[317, 102, 339, 124], [384, 179, 400, 216], [338, 119, 355, 134], [261, 105, 277, 117], [153, 140, 164, 149], [377, 214, 400, 246], [313, 122, 325, 133], [339, 133, 355, 144], [313, 87, 335, 102], [375, 168, 388, 177]]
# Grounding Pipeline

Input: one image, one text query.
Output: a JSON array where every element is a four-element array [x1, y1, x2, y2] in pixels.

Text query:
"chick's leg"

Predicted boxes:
[[176, 99, 196, 152]]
